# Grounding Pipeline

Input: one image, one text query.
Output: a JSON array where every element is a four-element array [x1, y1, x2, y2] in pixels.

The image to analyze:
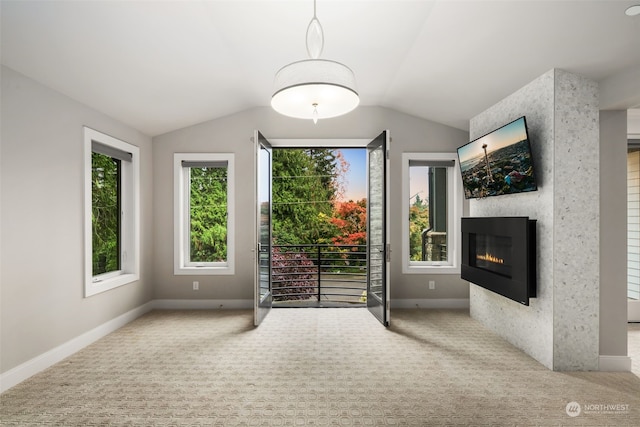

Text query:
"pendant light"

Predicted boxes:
[[271, 0, 359, 123], [626, 5, 640, 16]]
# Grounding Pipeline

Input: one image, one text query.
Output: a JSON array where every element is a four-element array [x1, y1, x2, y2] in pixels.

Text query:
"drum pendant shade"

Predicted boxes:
[[271, 0, 359, 123]]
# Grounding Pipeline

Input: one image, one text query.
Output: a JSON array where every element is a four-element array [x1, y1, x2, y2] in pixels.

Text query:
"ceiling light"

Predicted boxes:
[[271, 0, 359, 123], [626, 4, 640, 16]]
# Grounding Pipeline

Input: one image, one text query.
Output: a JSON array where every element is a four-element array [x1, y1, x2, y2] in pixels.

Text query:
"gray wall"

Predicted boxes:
[[0, 66, 154, 373], [469, 69, 601, 371], [151, 106, 471, 303], [1, 66, 470, 378]]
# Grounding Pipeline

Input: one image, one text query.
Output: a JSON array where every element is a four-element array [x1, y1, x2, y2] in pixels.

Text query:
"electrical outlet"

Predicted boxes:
[[193, 281, 199, 291], [428, 280, 435, 290]]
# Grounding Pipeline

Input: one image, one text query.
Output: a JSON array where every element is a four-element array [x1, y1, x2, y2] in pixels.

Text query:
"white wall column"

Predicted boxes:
[[470, 69, 600, 371]]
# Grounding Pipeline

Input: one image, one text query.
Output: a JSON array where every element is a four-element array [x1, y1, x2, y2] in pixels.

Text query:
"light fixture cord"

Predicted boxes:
[[306, 0, 324, 59]]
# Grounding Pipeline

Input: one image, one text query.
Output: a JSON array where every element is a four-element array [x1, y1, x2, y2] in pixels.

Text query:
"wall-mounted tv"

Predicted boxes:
[[457, 116, 537, 199]]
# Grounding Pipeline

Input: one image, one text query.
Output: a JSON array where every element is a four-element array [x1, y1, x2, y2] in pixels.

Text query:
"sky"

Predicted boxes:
[[336, 148, 429, 204], [409, 167, 429, 206], [339, 148, 366, 201], [457, 117, 528, 163]]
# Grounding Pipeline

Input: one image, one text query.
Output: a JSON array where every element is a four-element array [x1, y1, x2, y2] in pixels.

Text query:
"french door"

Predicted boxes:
[[254, 131, 273, 326], [254, 131, 390, 326], [367, 131, 391, 326]]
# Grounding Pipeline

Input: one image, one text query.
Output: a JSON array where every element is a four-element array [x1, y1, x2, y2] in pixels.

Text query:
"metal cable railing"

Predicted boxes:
[[271, 244, 367, 305]]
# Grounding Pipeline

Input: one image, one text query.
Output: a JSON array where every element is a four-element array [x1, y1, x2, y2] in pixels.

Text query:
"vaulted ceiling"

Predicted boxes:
[[2, 0, 640, 136]]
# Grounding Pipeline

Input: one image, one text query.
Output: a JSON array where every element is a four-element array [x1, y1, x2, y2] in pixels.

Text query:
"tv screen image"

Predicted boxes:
[[457, 116, 537, 199]]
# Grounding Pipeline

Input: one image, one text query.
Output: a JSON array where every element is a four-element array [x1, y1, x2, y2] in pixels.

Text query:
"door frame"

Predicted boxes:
[[256, 136, 390, 325]]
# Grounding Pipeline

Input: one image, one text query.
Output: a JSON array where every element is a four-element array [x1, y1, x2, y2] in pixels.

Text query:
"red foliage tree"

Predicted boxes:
[[330, 199, 367, 246]]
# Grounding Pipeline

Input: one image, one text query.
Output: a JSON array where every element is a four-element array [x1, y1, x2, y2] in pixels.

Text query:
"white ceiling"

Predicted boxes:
[[2, 0, 640, 137]]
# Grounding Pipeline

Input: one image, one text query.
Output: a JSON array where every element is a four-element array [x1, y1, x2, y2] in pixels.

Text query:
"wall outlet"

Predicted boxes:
[[428, 280, 435, 290], [193, 281, 199, 291]]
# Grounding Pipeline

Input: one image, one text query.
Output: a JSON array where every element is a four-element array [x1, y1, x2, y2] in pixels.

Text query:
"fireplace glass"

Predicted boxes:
[[470, 234, 512, 278]]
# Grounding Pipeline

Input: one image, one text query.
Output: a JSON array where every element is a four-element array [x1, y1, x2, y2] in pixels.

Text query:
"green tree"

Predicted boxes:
[[92, 152, 120, 275], [413, 194, 424, 209], [272, 149, 341, 245], [409, 197, 430, 261], [189, 167, 228, 262]]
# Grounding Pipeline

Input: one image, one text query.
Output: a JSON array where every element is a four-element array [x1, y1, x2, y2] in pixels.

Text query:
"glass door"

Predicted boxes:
[[254, 131, 273, 326], [367, 131, 390, 326]]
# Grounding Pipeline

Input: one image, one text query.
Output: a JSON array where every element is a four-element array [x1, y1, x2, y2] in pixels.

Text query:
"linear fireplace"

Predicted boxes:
[[461, 217, 536, 305]]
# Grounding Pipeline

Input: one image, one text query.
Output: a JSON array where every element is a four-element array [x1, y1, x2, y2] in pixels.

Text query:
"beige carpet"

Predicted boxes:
[[2, 308, 640, 426]]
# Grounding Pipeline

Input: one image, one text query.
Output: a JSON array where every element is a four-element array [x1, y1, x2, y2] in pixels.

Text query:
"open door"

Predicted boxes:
[[367, 131, 391, 326], [254, 131, 273, 326]]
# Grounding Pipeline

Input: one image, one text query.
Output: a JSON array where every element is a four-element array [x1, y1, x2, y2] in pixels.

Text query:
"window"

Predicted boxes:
[[84, 127, 140, 296], [174, 153, 235, 275], [401, 153, 462, 274]]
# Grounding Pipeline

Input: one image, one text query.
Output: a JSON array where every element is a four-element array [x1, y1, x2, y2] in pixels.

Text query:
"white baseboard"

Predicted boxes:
[[599, 355, 632, 372], [392, 298, 470, 309], [152, 299, 469, 310], [0, 301, 154, 393], [152, 299, 253, 310]]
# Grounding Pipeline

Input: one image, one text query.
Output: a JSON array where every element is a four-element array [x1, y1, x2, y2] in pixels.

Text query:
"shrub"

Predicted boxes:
[[271, 247, 317, 301]]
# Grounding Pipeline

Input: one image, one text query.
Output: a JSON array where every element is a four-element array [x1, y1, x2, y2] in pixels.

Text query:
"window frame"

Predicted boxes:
[[84, 127, 140, 297], [401, 152, 462, 274], [174, 153, 235, 275]]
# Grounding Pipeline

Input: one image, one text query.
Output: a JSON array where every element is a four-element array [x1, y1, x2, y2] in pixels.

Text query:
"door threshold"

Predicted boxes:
[[273, 301, 366, 308]]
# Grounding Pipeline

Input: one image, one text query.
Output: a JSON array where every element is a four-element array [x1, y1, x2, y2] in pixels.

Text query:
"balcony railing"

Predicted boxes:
[[272, 244, 366, 306]]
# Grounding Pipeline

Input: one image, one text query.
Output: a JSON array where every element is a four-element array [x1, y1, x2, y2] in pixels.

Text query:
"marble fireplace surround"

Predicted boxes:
[[469, 69, 600, 371]]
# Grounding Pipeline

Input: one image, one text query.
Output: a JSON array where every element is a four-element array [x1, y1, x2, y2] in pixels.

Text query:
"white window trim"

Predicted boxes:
[[84, 127, 140, 297], [174, 153, 235, 275], [401, 152, 462, 274]]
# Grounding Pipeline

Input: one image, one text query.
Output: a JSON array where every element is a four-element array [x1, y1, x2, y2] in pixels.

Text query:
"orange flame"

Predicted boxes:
[[476, 252, 504, 264]]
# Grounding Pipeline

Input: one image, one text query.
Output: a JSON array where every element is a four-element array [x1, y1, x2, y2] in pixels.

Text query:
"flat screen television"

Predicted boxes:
[[457, 116, 537, 199]]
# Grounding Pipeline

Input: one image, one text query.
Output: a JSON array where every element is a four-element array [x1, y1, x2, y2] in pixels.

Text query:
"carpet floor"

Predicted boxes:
[[1, 308, 639, 426]]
